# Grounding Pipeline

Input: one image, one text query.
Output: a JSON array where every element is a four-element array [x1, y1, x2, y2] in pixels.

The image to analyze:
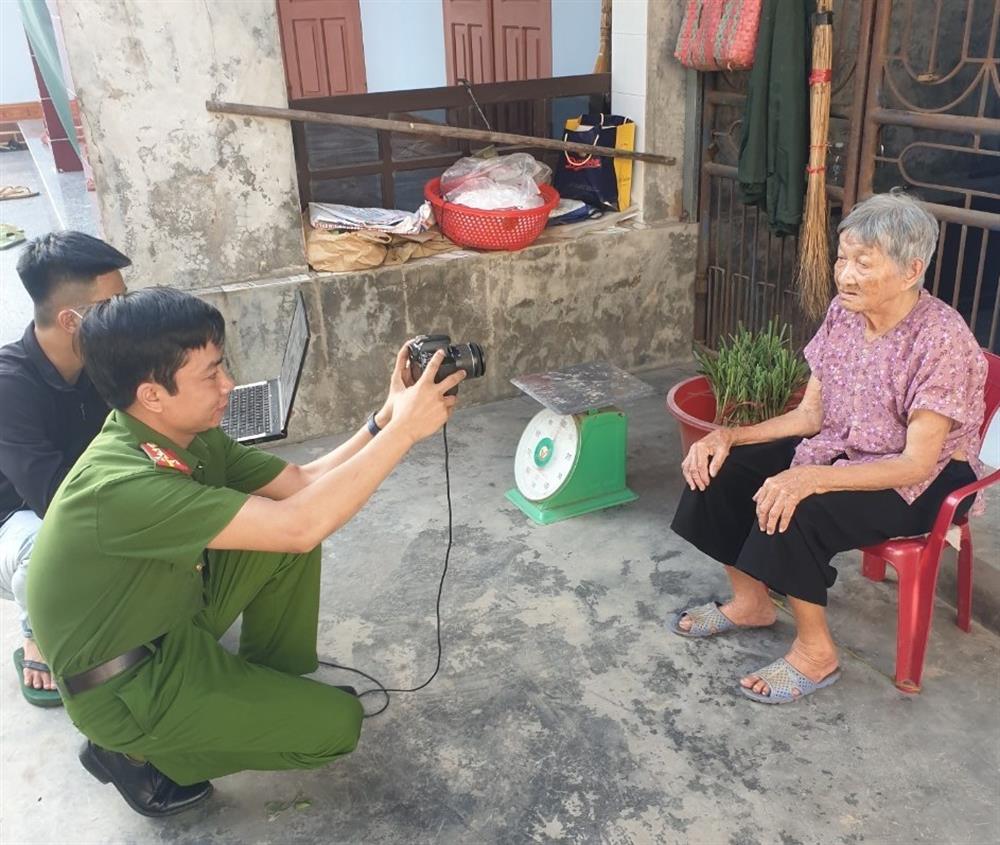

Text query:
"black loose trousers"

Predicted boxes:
[[670, 438, 974, 606]]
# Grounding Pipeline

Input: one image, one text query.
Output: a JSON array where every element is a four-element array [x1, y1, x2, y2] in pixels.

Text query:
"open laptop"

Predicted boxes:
[[220, 290, 310, 444]]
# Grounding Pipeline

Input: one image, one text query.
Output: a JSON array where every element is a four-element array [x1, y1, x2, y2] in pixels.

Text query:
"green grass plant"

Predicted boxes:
[[694, 319, 809, 426]]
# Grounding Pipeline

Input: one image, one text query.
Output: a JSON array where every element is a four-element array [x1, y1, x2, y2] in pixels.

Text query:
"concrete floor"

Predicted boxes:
[[2, 365, 999, 844]]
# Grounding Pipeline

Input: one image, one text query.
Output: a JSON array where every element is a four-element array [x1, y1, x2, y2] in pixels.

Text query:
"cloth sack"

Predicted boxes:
[[554, 114, 635, 211], [674, 0, 763, 71]]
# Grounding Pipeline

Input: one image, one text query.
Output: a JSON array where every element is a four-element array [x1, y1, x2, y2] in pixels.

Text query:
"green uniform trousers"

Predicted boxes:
[[63, 546, 363, 785]]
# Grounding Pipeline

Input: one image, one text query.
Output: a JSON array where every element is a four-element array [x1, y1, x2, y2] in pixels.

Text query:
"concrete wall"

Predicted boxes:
[[635, 0, 688, 222], [200, 223, 697, 442], [609, 0, 690, 222], [55, 0, 306, 290], [55, 0, 697, 441], [0, 3, 39, 104]]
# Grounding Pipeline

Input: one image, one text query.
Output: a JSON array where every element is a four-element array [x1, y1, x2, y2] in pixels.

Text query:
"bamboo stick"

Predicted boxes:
[[798, 2, 835, 320], [206, 100, 676, 167]]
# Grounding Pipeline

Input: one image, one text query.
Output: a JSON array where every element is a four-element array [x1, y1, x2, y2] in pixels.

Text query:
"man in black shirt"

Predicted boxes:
[[0, 231, 130, 705]]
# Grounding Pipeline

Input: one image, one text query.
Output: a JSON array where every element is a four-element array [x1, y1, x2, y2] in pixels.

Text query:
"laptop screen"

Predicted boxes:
[[278, 292, 310, 424]]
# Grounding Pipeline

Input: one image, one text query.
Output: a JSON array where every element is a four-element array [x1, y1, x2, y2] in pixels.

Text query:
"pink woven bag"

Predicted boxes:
[[674, 0, 762, 72]]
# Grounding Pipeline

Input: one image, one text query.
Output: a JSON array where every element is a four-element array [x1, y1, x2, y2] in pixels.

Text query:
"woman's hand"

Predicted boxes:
[[375, 340, 418, 428], [682, 428, 737, 491], [752, 466, 823, 534]]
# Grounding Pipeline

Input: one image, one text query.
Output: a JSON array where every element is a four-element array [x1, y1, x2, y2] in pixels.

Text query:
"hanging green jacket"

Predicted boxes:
[[737, 0, 811, 236]]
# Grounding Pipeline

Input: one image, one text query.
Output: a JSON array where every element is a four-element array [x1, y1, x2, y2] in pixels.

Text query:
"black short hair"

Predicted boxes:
[[17, 231, 131, 325], [80, 287, 226, 410]]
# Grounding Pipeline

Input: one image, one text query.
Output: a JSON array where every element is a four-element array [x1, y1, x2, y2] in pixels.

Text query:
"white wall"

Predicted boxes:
[[610, 0, 646, 145], [0, 3, 40, 104], [553, 0, 602, 77], [359, 0, 447, 92]]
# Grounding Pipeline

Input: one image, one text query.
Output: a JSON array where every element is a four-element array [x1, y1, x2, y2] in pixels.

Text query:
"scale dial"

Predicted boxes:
[[514, 409, 580, 501]]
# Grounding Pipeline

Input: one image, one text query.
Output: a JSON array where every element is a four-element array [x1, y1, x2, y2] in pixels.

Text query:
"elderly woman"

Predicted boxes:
[[670, 190, 987, 703]]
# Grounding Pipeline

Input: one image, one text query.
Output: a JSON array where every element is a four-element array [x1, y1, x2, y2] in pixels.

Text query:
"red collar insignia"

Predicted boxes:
[[139, 442, 192, 475]]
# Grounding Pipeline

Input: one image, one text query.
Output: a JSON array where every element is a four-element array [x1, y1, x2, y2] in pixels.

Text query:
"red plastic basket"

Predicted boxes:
[[424, 178, 560, 251]]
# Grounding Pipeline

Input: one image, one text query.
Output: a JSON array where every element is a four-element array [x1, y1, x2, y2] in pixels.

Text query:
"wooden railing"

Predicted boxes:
[[290, 74, 611, 211]]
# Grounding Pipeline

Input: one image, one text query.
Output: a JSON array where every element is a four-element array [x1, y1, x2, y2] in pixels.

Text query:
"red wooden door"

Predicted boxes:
[[443, 0, 496, 84], [492, 0, 552, 81], [277, 0, 367, 99], [443, 0, 551, 85]]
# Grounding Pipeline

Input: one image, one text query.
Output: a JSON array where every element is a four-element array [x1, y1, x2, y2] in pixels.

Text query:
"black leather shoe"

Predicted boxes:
[[79, 741, 213, 817]]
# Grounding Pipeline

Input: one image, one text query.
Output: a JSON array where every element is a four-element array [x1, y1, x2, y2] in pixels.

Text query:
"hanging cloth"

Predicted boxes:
[[17, 0, 80, 159], [736, 0, 810, 236]]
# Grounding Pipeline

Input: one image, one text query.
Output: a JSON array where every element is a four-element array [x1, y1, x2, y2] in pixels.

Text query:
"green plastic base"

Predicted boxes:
[[505, 486, 638, 526]]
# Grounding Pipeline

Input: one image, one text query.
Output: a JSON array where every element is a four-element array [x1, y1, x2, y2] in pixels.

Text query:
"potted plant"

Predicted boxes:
[[666, 320, 809, 454]]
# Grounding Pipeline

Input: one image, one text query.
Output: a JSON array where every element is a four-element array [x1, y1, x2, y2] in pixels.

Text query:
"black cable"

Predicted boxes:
[[317, 424, 452, 718]]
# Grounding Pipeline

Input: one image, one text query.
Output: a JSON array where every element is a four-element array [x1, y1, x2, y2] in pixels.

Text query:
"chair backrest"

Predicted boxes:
[[981, 350, 1000, 438]]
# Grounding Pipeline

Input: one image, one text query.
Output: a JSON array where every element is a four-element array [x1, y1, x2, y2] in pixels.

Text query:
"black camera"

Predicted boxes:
[[408, 334, 486, 396]]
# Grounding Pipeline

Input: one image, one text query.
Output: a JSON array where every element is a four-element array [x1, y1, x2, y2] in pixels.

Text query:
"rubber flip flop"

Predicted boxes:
[[669, 601, 740, 638], [13, 647, 63, 708], [740, 657, 842, 704], [0, 186, 39, 201], [0, 223, 25, 250]]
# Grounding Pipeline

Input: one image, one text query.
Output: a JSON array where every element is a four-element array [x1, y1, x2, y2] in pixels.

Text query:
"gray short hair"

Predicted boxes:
[[838, 189, 939, 283]]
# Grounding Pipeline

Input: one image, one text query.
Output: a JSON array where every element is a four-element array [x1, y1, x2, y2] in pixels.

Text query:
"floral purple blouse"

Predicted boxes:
[[792, 290, 988, 506]]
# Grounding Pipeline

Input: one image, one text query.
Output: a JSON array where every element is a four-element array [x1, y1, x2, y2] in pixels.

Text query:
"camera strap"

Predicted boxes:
[[317, 424, 453, 718]]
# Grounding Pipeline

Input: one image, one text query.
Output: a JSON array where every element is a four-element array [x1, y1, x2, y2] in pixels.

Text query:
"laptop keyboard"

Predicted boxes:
[[221, 383, 271, 440]]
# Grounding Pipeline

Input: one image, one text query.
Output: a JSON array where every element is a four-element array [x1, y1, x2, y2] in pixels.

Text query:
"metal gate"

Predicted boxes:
[[695, 0, 1000, 352]]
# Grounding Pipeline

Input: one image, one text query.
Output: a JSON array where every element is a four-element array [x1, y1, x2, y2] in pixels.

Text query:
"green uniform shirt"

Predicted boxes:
[[27, 410, 287, 680]]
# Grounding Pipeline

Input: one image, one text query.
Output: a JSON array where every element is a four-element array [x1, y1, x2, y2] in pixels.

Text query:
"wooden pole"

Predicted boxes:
[[206, 100, 676, 167]]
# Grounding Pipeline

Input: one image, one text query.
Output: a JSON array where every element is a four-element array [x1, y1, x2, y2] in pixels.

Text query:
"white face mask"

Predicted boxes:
[[63, 306, 92, 336]]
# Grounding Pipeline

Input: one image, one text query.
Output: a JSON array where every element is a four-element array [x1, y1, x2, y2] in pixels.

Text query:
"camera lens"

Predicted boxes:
[[452, 342, 486, 379]]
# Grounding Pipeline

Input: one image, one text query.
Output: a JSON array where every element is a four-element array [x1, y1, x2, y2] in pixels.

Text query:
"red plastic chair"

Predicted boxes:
[[861, 350, 1000, 693]]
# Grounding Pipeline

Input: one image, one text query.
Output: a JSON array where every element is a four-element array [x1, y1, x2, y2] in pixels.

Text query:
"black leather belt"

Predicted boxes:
[[60, 635, 165, 697]]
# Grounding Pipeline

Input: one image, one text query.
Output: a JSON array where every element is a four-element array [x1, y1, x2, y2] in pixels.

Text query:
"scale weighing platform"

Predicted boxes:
[[505, 361, 654, 525]]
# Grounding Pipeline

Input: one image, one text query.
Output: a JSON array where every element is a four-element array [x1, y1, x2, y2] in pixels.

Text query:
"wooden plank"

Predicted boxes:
[[0, 101, 43, 122]]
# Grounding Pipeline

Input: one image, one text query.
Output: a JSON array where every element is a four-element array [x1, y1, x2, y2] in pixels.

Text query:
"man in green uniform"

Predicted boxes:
[[27, 287, 464, 817]]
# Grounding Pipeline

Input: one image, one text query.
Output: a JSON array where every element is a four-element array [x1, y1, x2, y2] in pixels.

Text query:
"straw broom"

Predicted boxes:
[[798, 0, 834, 320], [594, 0, 611, 74]]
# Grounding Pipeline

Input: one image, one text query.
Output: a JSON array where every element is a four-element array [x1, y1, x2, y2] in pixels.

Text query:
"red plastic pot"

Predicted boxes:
[[666, 375, 806, 455], [665, 375, 719, 455]]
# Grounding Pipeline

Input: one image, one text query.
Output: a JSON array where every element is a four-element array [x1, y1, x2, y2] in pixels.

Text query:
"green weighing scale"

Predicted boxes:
[[505, 361, 654, 525]]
